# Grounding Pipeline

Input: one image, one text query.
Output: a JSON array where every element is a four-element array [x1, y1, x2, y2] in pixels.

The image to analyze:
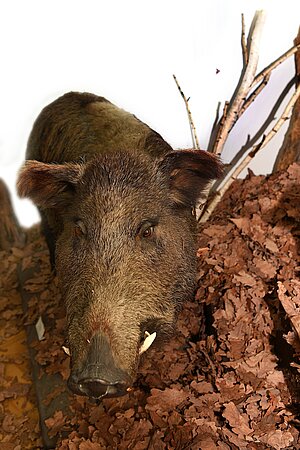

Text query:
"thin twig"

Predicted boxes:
[[207, 101, 221, 152], [211, 101, 229, 154], [199, 83, 300, 222], [211, 10, 266, 155], [239, 74, 271, 117], [253, 43, 300, 88], [241, 14, 248, 66], [173, 74, 200, 149]]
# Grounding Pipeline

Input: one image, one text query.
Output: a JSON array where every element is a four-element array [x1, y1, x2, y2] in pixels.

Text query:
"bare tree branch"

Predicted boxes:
[[207, 101, 221, 152], [173, 74, 200, 149], [199, 83, 300, 222], [241, 14, 248, 66], [174, 11, 299, 222], [253, 43, 300, 88], [239, 74, 271, 117], [211, 10, 266, 155], [211, 101, 229, 154], [210, 76, 296, 195], [209, 14, 299, 159]]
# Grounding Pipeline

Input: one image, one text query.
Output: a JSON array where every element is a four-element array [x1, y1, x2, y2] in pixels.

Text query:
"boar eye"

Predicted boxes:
[[73, 219, 86, 237], [142, 226, 154, 238], [137, 219, 158, 239]]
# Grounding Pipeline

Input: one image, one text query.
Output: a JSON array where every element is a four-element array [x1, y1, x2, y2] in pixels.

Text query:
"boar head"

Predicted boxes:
[[18, 150, 221, 399]]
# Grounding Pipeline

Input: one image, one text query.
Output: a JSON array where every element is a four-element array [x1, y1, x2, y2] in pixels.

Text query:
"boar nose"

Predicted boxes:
[[67, 333, 132, 399], [76, 378, 129, 398]]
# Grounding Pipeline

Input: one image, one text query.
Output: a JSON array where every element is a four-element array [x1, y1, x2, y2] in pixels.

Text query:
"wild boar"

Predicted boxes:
[[17, 92, 222, 399]]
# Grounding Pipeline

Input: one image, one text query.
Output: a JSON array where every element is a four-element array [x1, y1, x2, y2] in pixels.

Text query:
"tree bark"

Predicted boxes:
[[0, 178, 24, 250], [273, 27, 300, 172]]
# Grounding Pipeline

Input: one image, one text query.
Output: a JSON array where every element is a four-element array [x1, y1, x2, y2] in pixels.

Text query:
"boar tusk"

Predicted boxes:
[[139, 331, 157, 355], [62, 346, 71, 356]]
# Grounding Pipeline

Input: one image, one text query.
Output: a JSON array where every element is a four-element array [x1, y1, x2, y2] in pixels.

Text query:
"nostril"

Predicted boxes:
[[77, 378, 129, 399], [79, 379, 109, 398]]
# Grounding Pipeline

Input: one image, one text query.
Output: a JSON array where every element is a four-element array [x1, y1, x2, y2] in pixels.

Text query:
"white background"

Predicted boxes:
[[0, 0, 299, 226]]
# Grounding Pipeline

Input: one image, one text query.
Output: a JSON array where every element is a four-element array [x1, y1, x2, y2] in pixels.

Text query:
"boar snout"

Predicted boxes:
[[68, 334, 132, 399]]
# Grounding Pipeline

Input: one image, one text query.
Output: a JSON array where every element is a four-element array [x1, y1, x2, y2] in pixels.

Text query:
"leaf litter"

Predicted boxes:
[[2, 163, 300, 448]]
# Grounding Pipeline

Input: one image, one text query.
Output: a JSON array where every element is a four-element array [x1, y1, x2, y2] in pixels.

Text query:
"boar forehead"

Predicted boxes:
[[74, 152, 171, 218]]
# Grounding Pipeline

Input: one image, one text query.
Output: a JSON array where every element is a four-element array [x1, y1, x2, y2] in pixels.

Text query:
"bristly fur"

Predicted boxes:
[[17, 92, 223, 397]]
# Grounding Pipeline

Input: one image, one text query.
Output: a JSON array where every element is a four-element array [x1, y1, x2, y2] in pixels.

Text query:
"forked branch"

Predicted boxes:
[[210, 10, 266, 155], [208, 15, 300, 157], [174, 11, 299, 223]]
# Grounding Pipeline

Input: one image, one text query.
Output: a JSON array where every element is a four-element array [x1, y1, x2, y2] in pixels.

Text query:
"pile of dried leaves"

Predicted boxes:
[[2, 163, 300, 449]]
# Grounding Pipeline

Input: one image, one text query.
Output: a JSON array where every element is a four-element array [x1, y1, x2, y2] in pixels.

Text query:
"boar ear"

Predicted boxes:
[[17, 160, 84, 208], [160, 150, 223, 207]]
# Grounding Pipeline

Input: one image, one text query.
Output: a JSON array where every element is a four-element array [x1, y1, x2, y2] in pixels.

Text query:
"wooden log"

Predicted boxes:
[[0, 178, 24, 250], [273, 27, 300, 172]]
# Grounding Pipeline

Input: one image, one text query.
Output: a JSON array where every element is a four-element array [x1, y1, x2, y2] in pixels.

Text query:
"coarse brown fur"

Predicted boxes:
[[17, 92, 222, 397]]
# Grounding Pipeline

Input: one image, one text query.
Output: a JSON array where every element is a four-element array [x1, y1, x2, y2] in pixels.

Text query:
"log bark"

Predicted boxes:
[[0, 178, 24, 250], [273, 27, 300, 172]]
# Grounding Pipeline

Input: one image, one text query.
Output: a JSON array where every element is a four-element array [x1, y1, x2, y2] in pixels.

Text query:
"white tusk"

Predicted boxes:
[[62, 346, 70, 356], [139, 331, 157, 355]]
